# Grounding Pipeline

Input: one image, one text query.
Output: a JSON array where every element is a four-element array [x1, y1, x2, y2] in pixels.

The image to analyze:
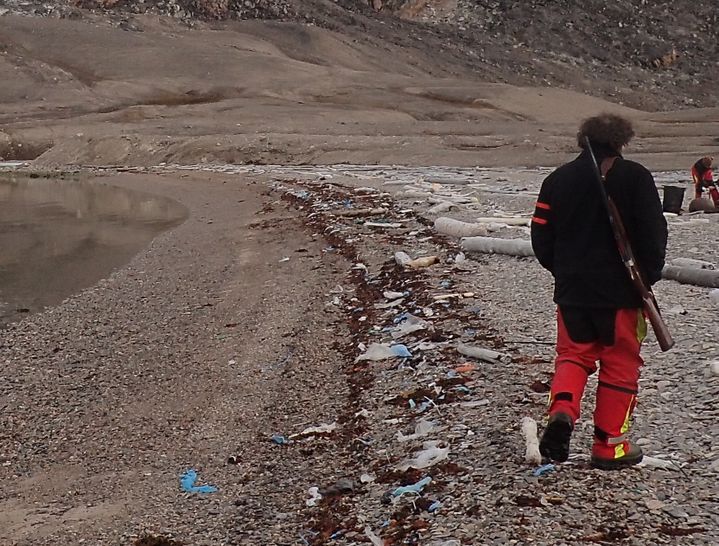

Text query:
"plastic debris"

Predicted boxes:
[[428, 500, 442, 512], [374, 299, 405, 310], [290, 422, 338, 439], [392, 314, 431, 339], [406, 255, 439, 269], [637, 456, 680, 470], [365, 221, 403, 229], [364, 526, 385, 546], [394, 251, 412, 266], [398, 442, 449, 471], [360, 473, 376, 483], [532, 463, 556, 477], [383, 290, 405, 300], [397, 419, 435, 442], [306, 486, 322, 507], [710, 289, 719, 305], [521, 417, 542, 465], [454, 252, 467, 265], [460, 399, 490, 408], [356, 343, 412, 362], [322, 478, 355, 496], [180, 469, 218, 494], [457, 342, 509, 363], [271, 434, 290, 445], [392, 476, 432, 497], [454, 363, 477, 374]]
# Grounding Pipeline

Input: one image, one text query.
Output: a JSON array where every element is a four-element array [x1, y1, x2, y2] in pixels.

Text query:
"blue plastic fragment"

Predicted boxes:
[[330, 530, 345, 540], [392, 476, 431, 497], [446, 370, 460, 379], [532, 463, 556, 477], [454, 385, 471, 394], [393, 312, 411, 325], [428, 500, 442, 512], [417, 401, 431, 413], [180, 469, 218, 494], [342, 199, 353, 209], [408, 399, 417, 409], [271, 434, 290, 445], [390, 344, 412, 358], [439, 280, 452, 289]]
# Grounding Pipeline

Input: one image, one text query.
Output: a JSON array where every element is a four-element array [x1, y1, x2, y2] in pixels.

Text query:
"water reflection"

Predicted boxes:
[[0, 175, 187, 325]]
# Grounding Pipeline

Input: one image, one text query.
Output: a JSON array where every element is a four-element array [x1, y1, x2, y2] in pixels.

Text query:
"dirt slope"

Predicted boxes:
[[1, 13, 718, 170]]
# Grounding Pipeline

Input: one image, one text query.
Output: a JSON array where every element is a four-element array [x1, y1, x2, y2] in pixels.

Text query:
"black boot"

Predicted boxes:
[[539, 412, 574, 463], [590, 442, 644, 470]]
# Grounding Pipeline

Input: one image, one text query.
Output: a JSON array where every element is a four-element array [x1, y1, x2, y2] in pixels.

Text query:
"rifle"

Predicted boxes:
[[584, 136, 675, 352]]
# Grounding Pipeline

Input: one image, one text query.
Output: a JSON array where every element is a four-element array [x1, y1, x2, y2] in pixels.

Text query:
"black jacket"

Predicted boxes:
[[531, 146, 668, 308]]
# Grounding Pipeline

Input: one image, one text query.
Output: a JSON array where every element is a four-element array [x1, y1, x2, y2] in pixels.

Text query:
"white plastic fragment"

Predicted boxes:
[[521, 417, 542, 465], [397, 419, 435, 442], [365, 221, 403, 229], [374, 298, 405, 309], [383, 290, 405, 300], [306, 486, 322, 506], [364, 526, 385, 546], [453, 252, 466, 265], [394, 251, 412, 266], [457, 342, 509, 363], [392, 314, 431, 339], [360, 473, 376, 483], [356, 343, 411, 362], [710, 289, 719, 305], [637, 456, 679, 470], [290, 422, 338, 439], [397, 441, 449, 471]]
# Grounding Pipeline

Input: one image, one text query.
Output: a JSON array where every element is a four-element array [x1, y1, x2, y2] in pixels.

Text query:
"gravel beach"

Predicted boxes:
[[2, 165, 717, 545]]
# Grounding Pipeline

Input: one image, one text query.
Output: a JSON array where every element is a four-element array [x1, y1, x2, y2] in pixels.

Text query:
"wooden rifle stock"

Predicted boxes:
[[585, 137, 674, 351]]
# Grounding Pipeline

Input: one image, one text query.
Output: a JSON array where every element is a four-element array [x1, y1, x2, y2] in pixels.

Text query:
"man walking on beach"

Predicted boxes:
[[530, 114, 668, 470]]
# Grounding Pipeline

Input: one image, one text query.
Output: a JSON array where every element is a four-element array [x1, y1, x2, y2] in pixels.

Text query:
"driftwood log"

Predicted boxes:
[[460, 236, 719, 288]]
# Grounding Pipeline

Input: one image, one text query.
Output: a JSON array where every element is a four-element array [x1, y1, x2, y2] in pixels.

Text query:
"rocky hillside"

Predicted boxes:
[[2, 0, 718, 110]]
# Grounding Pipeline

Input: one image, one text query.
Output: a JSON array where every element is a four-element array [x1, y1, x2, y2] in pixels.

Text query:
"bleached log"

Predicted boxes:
[[434, 217, 488, 238], [428, 201, 458, 214], [669, 258, 715, 270], [461, 237, 719, 288], [474, 217, 531, 226], [460, 236, 534, 257], [521, 417, 542, 465], [661, 266, 719, 288]]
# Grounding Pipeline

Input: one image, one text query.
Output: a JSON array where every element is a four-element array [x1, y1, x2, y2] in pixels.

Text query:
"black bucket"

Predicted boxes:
[[662, 185, 685, 214]]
